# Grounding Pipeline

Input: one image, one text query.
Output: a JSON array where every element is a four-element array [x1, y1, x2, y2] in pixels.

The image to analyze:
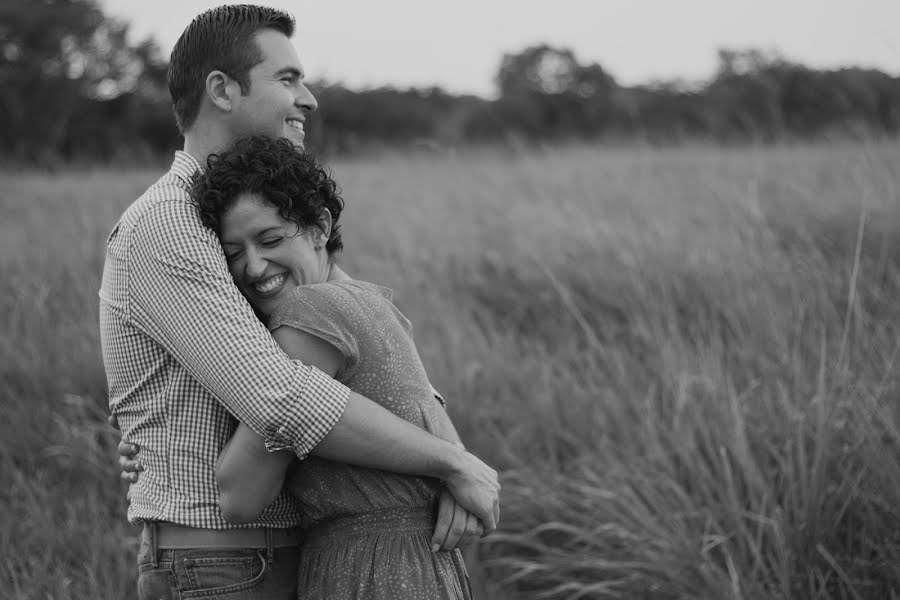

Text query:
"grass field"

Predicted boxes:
[[2, 141, 900, 599]]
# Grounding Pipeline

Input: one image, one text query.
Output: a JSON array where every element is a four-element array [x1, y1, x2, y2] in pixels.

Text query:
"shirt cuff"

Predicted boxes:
[[264, 365, 350, 458]]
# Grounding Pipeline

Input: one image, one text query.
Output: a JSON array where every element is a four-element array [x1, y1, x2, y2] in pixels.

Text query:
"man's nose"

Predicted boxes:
[[296, 82, 318, 113]]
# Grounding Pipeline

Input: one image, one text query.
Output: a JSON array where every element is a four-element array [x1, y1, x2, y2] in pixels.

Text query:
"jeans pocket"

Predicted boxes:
[[178, 550, 267, 598], [138, 565, 179, 600]]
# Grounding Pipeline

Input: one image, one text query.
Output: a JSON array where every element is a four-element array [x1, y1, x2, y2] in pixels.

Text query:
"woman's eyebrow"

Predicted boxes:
[[255, 226, 282, 237]]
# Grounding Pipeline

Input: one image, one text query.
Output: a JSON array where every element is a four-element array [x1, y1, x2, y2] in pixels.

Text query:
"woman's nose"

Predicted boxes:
[[244, 249, 267, 278]]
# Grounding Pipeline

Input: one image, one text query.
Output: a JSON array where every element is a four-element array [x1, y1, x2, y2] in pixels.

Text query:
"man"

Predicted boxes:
[[100, 6, 499, 599]]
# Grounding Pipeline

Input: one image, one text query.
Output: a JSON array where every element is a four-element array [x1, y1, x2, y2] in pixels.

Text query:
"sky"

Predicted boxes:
[[100, 0, 900, 98]]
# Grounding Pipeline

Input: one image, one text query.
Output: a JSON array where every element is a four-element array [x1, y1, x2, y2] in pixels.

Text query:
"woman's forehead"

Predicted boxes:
[[221, 193, 283, 237]]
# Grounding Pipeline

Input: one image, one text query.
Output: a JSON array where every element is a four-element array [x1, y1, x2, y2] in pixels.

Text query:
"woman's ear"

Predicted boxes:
[[316, 208, 333, 249], [206, 70, 238, 112]]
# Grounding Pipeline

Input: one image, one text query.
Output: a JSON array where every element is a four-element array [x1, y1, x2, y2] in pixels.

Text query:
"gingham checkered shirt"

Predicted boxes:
[[99, 151, 349, 529]]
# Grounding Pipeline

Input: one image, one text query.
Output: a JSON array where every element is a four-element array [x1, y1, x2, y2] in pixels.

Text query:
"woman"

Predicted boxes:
[[191, 136, 475, 599]]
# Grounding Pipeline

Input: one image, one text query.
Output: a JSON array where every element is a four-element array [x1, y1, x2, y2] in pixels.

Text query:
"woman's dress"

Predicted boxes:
[[267, 280, 471, 600]]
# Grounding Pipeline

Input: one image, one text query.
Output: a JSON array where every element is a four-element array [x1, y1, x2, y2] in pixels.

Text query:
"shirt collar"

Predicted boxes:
[[170, 150, 205, 190]]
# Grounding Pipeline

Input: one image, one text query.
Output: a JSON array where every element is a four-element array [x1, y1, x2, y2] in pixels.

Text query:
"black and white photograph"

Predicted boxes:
[[2, 1, 899, 598]]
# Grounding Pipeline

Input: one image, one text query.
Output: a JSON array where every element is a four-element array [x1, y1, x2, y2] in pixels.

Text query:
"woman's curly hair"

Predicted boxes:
[[191, 136, 344, 255]]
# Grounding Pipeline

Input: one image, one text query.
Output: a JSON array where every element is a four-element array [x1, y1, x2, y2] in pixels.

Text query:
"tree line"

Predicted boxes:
[[2, 0, 899, 164]]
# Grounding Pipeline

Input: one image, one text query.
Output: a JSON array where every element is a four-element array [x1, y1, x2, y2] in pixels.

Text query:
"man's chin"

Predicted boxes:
[[283, 130, 305, 149]]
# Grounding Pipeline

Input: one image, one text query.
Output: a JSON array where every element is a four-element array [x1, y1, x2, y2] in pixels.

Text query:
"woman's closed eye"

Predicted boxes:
[[260, 237, 283, 247]]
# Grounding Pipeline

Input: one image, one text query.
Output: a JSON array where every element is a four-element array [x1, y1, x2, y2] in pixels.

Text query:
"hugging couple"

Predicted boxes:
[[100, 5, 500, 599]]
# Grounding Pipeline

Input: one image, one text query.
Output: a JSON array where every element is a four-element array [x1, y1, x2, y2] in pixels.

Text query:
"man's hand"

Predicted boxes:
[[442, 450, 500, 535], [108, 414, 143, 482], [431, 489, 484, 552]]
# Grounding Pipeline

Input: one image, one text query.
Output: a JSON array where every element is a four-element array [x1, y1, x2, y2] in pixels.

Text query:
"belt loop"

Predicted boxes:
[[265, 528, 274, 564], [149, 522, 159, 568]]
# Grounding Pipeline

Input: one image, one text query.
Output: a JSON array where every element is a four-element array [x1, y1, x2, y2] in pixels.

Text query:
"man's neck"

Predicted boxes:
[[182, 126, 233, 165]]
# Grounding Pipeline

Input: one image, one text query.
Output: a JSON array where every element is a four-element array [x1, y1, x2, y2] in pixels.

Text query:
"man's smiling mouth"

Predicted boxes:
[[286, 119, 304, 134]]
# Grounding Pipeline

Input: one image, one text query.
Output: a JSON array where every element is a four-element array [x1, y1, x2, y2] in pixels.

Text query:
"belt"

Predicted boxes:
[[142, 522, 301, 550]]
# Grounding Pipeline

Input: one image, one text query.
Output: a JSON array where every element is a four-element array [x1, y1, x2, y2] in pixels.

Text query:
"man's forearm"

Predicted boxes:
[[311, 390, 500, 535], [431, 396, 465, 448], [310, 391, 465, 480]]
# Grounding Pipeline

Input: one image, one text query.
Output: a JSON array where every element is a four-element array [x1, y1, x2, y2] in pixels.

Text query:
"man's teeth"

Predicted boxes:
[[287, 120, 304, 132], [255, 274, 286, 293]]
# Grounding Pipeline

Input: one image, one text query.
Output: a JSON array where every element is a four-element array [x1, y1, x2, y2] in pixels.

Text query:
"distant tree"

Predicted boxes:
[[497, 45, 578, 96], [495, 44, 616, 98], [3, 6, 900, 164], [493, 44, 618, 139], [702, 48, 900, 140], [0, 0, 170, 162], [705, 48, 789, 140]]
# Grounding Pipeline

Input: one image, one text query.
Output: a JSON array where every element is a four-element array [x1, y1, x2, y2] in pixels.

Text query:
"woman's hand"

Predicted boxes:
[[431, 488, 486, 552], [108, 414, 143, 482]]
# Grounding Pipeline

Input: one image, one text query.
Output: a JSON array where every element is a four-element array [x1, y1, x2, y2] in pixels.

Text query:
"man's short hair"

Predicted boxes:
[[168, 4, 295, 133]]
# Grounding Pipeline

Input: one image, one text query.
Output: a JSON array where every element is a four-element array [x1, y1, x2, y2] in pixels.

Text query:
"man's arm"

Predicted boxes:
[[272, 327, 500, 532], [425, 395, 489, 550], [126, 202, 499, 529], [129, 201, 346, 455], [216, 330, 343, 523]]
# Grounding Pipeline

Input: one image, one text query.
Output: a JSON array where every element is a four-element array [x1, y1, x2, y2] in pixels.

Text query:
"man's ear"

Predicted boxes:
[[206, 70, 239, 112], [316, 208, 333, 248]]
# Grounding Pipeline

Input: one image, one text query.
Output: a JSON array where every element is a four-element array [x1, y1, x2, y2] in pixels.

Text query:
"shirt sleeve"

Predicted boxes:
[[127, 199, 349, 458]]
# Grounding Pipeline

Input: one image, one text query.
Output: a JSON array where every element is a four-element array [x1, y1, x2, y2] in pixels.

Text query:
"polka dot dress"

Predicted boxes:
[[268, 281, 473, 599]]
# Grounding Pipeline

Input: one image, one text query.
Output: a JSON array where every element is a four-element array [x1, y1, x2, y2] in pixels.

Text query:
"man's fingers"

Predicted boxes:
[[107, 414, 120, 431], [456, 512, 480, 548], [480, 504, 497, 535], [476, 521, 485, 538], [120, 471, 138, 483], [443, 450, 501, 537], [492, 497, 500, 533]]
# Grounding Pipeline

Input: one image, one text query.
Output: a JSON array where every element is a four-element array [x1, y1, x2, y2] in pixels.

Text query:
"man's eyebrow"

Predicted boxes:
[[274, 67, 304, 79]]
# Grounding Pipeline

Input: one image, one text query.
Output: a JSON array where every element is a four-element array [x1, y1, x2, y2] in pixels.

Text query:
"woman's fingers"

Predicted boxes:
[[440, 500, 468, 551], [431, 491, 456, 551], [117, 441, 143, 482], [117, 440, 139, 461]]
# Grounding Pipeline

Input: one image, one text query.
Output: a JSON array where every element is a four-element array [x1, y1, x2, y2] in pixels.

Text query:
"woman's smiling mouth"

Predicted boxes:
[[253, 272, 287, 295]]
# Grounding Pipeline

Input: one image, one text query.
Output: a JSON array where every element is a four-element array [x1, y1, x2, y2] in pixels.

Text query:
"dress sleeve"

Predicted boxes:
[[268, 285, 362, 381]]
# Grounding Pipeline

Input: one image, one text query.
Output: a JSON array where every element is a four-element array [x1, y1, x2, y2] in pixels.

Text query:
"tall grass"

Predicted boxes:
[[2, 141, 899, 599]]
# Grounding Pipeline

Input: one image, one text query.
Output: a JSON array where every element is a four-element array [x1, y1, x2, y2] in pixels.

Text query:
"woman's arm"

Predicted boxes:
[[215, 327, 344, 523]]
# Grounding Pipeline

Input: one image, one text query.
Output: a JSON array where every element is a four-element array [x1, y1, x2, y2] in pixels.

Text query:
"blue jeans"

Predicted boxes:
[[137, 534, 301, 599]]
